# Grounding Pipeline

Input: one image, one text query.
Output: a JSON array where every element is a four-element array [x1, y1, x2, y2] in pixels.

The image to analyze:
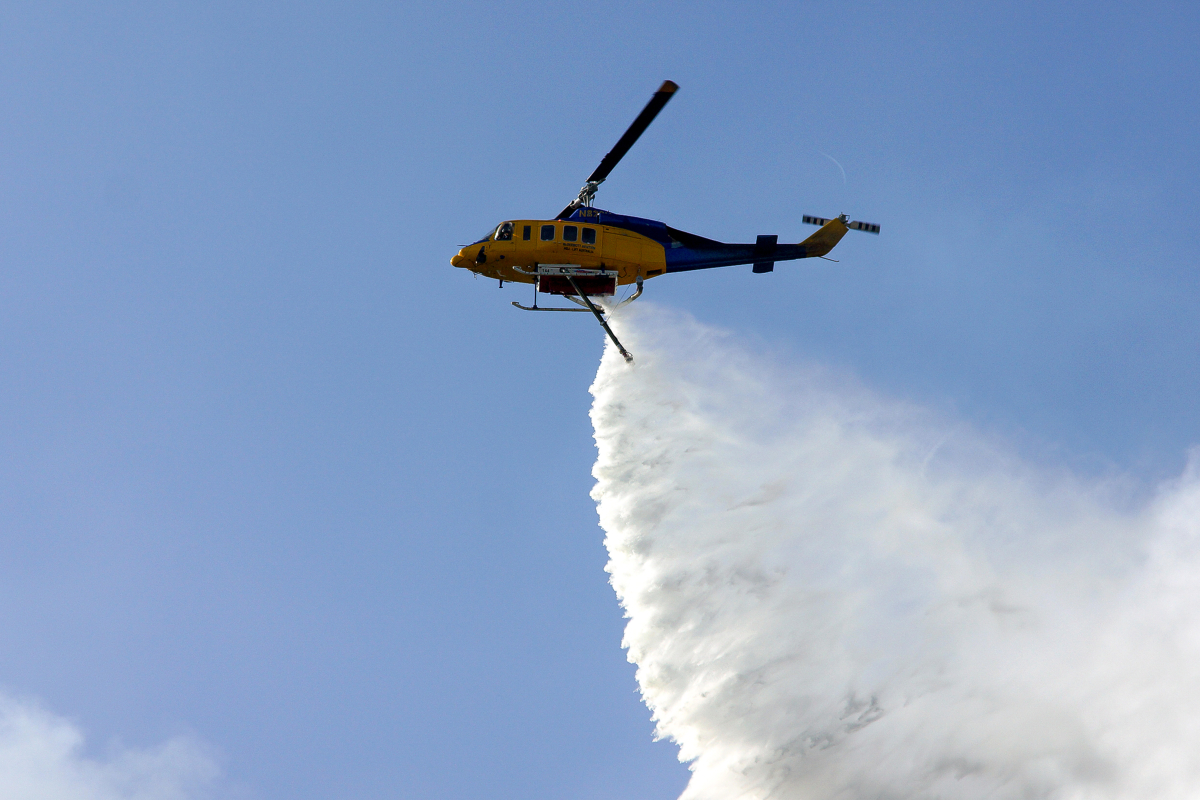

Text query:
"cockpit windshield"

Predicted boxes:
[[472, 221, 514, 245]]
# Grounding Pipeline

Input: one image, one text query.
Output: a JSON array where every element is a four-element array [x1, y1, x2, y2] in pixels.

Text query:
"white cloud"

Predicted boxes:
[[0, 694, 222, 800], [591, 304, 1200, 799]]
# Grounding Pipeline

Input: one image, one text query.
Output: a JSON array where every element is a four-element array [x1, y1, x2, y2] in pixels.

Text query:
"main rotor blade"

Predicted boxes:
[[587, 80, 678, 185], [556, 80, 678, 219]]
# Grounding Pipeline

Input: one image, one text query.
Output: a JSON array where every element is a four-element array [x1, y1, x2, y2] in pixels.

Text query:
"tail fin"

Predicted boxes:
[[799, 215, 849, 257], [800, 213, 881, 257]]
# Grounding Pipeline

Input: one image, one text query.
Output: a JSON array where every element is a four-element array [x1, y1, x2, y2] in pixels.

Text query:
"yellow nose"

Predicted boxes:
[[451, 248, 472, 269]]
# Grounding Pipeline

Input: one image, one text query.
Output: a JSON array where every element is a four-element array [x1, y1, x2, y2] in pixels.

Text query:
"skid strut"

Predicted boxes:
[[510, 264, 590, 312]]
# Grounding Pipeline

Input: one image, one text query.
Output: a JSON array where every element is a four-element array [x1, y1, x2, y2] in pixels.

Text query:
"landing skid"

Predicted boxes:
[[511, 272, 642, 363], [510, 301, 589, 312], [510, 268, 591, 312]]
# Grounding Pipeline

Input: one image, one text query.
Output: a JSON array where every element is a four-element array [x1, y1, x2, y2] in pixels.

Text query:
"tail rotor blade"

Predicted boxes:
[[803, 215, 880, 234]]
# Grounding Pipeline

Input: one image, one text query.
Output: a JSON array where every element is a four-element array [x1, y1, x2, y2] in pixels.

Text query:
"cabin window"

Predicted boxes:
[[581, 227, 596, 245], [562, 225, 578, 242], [523, 225, 531, 241], [496, 222, 513, 241], [540, 225, 555, 241]]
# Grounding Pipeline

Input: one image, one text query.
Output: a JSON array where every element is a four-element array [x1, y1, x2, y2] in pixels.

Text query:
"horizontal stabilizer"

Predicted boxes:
[[753, 234, 777, 273]]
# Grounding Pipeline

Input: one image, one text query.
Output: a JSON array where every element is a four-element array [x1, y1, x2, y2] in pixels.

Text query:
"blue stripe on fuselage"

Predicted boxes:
[[566, 207, 809, 273]]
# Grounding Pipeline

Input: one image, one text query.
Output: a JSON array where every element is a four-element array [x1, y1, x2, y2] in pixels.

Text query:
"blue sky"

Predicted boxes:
[[1, 1, 1198, 797]]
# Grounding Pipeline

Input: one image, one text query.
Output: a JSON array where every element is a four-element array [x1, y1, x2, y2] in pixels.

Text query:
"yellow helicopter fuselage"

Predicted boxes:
[[452, 207, 854, 289], [451, 215, 666, 286]]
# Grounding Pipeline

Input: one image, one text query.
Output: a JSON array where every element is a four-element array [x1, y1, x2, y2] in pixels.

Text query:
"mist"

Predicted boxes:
[[590, 305, 1200, 799], [0, 694, 221, 800]]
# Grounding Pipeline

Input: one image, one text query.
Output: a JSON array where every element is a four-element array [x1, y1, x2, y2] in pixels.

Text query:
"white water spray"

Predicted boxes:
[[590, 305, 1200, 799]]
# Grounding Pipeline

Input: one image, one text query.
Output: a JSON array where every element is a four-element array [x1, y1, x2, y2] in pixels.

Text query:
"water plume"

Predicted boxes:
[[590, 304, 1200, 799]]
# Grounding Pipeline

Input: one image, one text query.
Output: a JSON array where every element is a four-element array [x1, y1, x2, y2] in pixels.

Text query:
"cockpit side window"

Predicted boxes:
[[496, 222, 514, 241]]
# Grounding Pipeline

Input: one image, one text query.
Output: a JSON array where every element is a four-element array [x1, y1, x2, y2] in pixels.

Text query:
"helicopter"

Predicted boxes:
[[450, 81, 879, 362]]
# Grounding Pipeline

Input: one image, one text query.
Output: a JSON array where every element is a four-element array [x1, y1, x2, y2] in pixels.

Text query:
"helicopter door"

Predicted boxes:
[[535, 223, 558, 256], [604, 229, 642, 270], [488, 221, 517, 263], [579, 225, 602, 262]]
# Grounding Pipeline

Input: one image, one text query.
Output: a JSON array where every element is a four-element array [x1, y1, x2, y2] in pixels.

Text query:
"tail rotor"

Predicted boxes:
[[803, 214, 880, 234]]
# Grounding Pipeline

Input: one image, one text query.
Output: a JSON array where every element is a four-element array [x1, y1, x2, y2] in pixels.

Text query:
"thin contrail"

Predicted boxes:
[[818, 150, 847, 184]]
